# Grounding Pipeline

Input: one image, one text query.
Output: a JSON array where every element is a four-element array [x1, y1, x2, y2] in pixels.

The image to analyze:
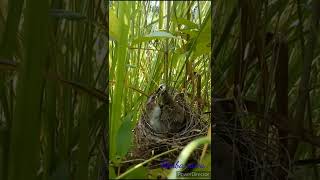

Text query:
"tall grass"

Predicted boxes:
[[8, 0, 49, 179], [0, 0, 107, 179], [213, 0, 320, 178], [109, 1, 211, 178]]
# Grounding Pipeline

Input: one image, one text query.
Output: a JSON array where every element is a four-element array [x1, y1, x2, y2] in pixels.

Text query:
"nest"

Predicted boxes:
[[124, 90, 209, 171], [214, 125, 291, 180], [213, 98, 291, 180]]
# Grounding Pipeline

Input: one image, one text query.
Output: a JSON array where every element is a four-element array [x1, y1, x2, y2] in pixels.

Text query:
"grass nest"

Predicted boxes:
[[213, 97, 291, 180], [214, 124, 291, 180], [123, 90, 209, 171]]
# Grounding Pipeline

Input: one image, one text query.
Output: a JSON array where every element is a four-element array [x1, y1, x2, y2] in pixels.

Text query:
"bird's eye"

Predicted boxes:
[[159, 84, 166, 91]]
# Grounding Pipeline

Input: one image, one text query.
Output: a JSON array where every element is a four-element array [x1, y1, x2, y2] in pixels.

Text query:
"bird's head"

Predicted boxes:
[[147, 94, 156, 103], [146, 94, 157, 110], [157, 84, 166, 95]]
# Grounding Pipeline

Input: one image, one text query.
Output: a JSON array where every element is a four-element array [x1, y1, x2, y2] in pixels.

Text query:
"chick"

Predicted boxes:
[[145, 94, 164, 133], [157, 84, 186, 133]]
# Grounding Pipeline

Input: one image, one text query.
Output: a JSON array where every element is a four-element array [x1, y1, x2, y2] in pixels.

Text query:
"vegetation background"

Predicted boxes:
[[0, 0, 107, 180], [0, 0, 212, 180], [214, 0, 320, 179]]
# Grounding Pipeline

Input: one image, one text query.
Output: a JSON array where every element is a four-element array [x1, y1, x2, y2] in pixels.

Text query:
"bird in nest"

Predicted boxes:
[[143, 84, 187, 134]]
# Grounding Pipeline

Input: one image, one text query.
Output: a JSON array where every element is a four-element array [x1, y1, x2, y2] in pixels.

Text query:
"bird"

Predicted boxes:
[[145, 94, 164, 133], [142, 84, 187, 134], [156, 84, 186, 133]]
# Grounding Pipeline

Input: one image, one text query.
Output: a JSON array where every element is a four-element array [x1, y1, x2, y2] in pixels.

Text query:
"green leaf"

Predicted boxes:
[[179, 29, 199, 39], [49, 9, 86, 20], [116, 113, 133, 157], [123, 165, 148, 179], [110, 1, 131, 158], [131, 31, 178, 46], [168, 137, 211, 179], [198, 151, 211, 172], [192, 15, 211, 58], [148, 168, 170, 179], [7, 0, 49, 179], [174, 17, 198, 29], [109, 166, 117, 179], [109, 8, 120, 41], [126, 64, 137, 68]]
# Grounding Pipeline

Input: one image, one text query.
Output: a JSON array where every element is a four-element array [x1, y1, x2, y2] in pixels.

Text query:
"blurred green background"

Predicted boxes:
[[0, 0, 107, 180]]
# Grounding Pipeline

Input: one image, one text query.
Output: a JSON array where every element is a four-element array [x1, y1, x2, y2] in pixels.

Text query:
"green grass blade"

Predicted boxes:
[[7, 0, 49, 180], [110, 1, 131, 159]]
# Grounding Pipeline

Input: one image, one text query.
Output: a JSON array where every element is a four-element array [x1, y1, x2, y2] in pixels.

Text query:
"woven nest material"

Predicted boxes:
[[214, 125, 291, 180], [124, 88, 209, 170]]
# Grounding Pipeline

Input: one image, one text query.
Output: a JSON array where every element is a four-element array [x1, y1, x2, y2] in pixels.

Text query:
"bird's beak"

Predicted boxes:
[[155, 88, 162, 96]]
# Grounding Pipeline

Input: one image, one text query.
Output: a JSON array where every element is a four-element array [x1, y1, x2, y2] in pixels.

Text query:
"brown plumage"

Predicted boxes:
[[157, 84, 186, 133], [141, 84, 188, 134]]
